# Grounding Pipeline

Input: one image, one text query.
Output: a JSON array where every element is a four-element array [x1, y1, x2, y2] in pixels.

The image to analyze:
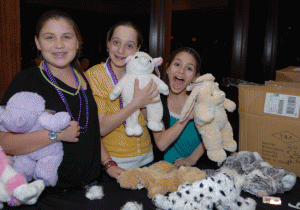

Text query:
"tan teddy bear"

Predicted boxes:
[[180, 73, 237, 165], [117, 161, 206, 198]]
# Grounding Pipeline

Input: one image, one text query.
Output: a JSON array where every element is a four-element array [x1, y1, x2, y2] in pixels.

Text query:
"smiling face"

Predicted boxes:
[[35, 18, 79, 72], [167, 51, 197, 95], [107, 25, 140, 71]]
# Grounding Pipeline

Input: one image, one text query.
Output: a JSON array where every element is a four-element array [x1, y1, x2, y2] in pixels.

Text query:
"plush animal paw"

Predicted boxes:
[[110, 92, 119, 101], [159, 84, 169, 95], [147, 121, 163, 132], [39, 112, 71, 132], [282, 173, 297, 191], [13, 180, 45, 205], [125, 125, 143, 136], [207, 148, 226, 164], [222, 138, 237, 152], [226, 196, 257, 210]]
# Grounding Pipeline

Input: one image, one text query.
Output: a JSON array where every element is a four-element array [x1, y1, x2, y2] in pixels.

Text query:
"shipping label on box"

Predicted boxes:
[[239, 84, 300, 177], [264, 93, 300, 118]]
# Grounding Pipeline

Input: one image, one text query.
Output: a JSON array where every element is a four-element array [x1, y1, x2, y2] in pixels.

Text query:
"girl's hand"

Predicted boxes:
[[58, 121, 80, 143], [132, 79, 160, 109], [107, 166, 126, 179], [180, 105, 194, 124], [173, 156, 196, 168]]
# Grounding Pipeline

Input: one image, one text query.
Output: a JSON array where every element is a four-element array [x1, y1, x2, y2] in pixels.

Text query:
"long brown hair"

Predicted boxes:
[[35, 9, 83, 73]]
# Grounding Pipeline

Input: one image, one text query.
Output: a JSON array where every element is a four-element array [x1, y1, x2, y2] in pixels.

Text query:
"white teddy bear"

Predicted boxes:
[[110, 51, 169, 136], [180, 73, 237, 164], [152, 172, 256, 210]]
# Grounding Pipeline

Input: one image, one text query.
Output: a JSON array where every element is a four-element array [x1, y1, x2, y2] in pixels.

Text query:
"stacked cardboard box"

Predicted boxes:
[[276, 66, 300, 82], [238, 67, 300, 177]]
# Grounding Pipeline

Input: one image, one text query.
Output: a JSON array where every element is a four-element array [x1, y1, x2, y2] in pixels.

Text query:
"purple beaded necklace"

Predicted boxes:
[[107, 59, 125, 124], [107, 59, 124, 109], [43, 62, 89, 133]]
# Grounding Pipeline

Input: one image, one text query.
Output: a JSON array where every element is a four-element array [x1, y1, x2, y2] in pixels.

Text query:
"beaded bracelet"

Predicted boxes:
[[101, 157, 112, 165], [103, 160, 118, 171]]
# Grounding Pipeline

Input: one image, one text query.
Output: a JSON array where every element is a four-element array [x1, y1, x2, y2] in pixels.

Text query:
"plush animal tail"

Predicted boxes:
[[0, 147, 26, 206]]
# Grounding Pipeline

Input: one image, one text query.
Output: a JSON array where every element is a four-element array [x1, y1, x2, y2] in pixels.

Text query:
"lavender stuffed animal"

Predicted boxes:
[[0, 92, 71, 187]]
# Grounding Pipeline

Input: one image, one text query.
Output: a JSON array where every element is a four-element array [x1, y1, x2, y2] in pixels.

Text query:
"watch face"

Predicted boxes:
[[49, 132, 58, 141]]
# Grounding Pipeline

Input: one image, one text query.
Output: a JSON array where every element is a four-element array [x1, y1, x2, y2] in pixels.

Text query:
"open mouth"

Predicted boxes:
[[173, 76, 185, 89], [115, 55, 126, 61]]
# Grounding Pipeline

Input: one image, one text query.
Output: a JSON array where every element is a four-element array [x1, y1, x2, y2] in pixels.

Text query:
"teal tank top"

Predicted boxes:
[[164, 111, 202, 163]]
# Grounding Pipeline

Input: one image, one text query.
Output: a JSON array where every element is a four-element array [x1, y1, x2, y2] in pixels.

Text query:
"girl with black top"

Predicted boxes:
[[0, 10, 102, 209]]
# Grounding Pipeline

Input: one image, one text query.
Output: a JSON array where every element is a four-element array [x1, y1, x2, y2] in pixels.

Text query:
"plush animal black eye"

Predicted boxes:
[[149, 60, 152, 63], [135, 56, 138, 59]]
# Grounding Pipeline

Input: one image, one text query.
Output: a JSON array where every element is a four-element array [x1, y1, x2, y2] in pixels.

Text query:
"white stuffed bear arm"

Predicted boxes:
[[109, 75, 128, 101], [224, 98, 236, 112], [38, 112, 71, 132], [149, 75, 169, 95]]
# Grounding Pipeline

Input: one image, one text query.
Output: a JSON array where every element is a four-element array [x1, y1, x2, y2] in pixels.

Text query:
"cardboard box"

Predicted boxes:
[[276, 66, 300, 82], [239, 84, 300, 177], [265, 80, 300, 89]]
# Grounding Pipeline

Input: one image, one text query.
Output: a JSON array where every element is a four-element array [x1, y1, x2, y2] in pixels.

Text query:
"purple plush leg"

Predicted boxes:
[[12, 155, 36, 182], [31, 143, 64, 187]]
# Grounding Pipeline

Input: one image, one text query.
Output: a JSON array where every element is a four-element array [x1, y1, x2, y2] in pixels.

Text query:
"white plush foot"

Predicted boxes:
[[125, 125, 143, 136], [241, 197, 257, 210], [25, 180, 45, 205], [13, 180, 45, 205], [282, 174, 297, 191], [152, 194, 166, 209], [147, 121, 163, 132]]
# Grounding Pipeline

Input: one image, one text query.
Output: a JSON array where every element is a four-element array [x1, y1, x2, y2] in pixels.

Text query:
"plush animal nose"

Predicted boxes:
[[138, 56, 150, 66]]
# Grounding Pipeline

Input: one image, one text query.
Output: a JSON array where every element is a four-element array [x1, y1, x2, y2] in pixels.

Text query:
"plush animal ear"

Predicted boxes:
[[179, 90, 197, 122], [186, 74, 215, 91], [153, 57, 163, 66], [125, 55, 134, 63]]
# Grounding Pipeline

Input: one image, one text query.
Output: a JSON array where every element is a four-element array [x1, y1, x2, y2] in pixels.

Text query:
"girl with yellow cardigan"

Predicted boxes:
[[86, 21, 159, 180]]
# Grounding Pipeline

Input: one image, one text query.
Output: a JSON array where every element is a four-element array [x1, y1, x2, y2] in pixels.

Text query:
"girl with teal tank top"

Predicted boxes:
[[152, 47, 206, 168]]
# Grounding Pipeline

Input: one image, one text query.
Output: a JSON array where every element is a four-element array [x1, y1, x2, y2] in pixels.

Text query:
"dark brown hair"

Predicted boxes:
[[162, 47, 201, 85], [35, 9, 83, 73], [106, 21, 143, 48]]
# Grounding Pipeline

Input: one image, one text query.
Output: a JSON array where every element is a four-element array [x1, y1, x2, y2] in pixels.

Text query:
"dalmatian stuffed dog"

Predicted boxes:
[[110, 51, 169, 136], [152, 172, 256, 210]]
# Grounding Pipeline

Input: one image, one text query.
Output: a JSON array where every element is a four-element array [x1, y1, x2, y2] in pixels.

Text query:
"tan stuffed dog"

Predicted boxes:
[[117, 161, 206, 198], [180, 73, 237, 165]]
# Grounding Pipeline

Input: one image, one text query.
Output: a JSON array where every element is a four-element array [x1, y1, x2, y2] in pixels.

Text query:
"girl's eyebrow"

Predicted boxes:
[[42, 32, 74, 35], [173, 58, 182, 62]]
